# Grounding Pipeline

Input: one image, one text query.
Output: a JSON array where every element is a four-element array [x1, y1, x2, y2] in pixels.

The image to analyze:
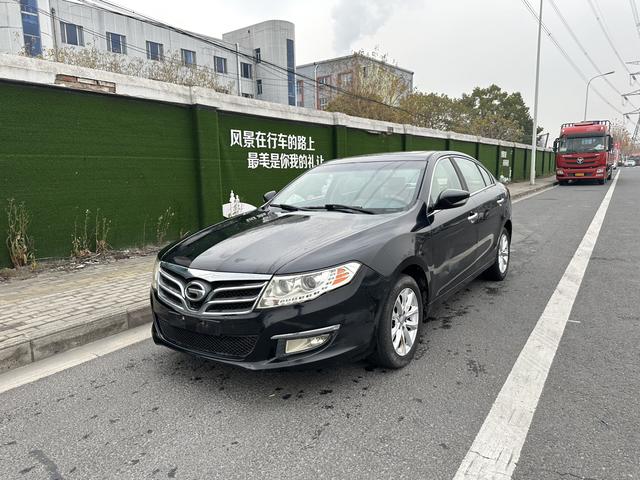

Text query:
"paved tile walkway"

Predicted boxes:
[[0, 255, 155, 370]]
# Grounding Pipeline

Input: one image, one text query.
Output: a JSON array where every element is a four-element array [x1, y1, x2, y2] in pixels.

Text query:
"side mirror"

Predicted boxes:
[[433, 189, 470, 210], [263, 190, 277, 202], [553, 138, 559, 153]]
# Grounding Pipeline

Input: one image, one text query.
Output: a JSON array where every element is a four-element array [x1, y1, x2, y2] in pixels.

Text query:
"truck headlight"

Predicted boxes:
[[556, 169, 564, 175], [151, 258, 160, 290], [257, 262, 361, 308]]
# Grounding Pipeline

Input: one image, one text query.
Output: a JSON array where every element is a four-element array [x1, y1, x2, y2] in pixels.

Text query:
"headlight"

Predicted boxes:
[[257, 262, 361, 308], [151, 258, 160, 290]]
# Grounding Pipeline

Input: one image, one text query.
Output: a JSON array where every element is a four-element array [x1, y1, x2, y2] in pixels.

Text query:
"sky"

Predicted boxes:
[[123, 0, 640, 140]]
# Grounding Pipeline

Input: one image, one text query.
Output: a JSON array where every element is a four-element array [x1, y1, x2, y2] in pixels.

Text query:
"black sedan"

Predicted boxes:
[[150, 151, 512, 369]]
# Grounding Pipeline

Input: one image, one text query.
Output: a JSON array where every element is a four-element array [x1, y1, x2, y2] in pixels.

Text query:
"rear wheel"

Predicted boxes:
[[369, 275, 423, 369], [484, 227, 510, 281]]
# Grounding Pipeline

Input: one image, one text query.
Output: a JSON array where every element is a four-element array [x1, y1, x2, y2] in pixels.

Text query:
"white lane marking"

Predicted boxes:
[[567, 320, 581, 324], [453, 171, 620, 479], [512, 184, 558, 204], [0, 324, 151, 395]]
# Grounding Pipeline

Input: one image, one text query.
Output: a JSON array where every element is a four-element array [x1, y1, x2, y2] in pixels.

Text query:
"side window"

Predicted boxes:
[[477, 164, 494, 186], [454, 158, 486, 193], [430, 158, 463, 205]]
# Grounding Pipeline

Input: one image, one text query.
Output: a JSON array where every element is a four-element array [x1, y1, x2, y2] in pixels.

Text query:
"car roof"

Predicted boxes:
[[324, 151, 473, 165]]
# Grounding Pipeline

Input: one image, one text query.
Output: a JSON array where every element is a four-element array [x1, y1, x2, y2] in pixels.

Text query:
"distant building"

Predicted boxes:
[[296, 54, 414, 110], [0, 0, 296, 105]]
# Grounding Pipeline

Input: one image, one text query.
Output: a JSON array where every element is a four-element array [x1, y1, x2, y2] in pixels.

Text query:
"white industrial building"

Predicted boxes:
[[0, 0, 296, 105]]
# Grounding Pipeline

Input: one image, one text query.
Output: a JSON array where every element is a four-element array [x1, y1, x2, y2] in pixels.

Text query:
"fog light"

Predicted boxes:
[[285, 334, 330, 354], [556, 169, 564, 175]]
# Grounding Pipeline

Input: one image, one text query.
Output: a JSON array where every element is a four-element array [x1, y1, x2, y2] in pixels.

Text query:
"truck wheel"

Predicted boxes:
[[607, 169, 612, 180]]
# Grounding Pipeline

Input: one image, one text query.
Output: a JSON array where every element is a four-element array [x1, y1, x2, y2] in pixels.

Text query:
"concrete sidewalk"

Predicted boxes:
[[0, 256, 155, 372], [0, 176, 557, 373], [506, 175, 557, 200]]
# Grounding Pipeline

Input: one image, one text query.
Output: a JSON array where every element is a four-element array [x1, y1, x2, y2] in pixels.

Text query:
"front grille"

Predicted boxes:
[[157, 263, 269, 317], [158, 320, 258, 358]]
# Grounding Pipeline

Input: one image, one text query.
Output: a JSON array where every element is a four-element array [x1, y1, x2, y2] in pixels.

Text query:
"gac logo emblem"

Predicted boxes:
[[576, 157, 584, 164]]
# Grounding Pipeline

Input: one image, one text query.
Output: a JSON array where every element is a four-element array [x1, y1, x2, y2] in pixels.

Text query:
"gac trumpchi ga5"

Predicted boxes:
[[150, 151, 512, 370]]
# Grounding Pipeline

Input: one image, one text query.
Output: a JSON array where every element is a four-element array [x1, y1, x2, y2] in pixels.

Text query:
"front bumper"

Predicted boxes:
[[151, 265, 387, 369], [556, 167, 606, 181]]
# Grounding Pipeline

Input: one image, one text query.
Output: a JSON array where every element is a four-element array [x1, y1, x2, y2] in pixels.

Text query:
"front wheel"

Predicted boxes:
[[484, 227, 510, 281], [369, 275, 423, 369]]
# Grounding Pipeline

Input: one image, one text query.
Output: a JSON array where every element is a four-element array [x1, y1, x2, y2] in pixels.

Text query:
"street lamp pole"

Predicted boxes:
[[530, 0, 543, 186], [583, 71, 615, 120]]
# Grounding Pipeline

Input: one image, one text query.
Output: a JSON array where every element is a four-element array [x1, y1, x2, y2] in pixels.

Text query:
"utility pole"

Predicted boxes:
[[530, 0, 543, 186]]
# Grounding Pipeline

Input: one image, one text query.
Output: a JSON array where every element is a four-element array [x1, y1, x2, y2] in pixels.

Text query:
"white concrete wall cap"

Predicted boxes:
[[0, 54, 551, 152]]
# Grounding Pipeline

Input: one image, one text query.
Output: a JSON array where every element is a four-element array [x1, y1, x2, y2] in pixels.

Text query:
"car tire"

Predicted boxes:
[[484, 227, 510, 281], [369, 275, 423, 369]]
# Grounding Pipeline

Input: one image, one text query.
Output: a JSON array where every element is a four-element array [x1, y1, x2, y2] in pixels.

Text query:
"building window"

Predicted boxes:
[[319, 96, 329, 110], [318, 75, 331, 86], [338, 72, 353, 89], [256, 79, 263, 95], [297, 79, 304, 106], [254, 48, 261, 63], [214, 56, 227, 74], [181, 49, 196, 67], [20, 0, 41, 56], [286, 38, 295, 106], [241, 62, 253, 79], [242, 93, 254, 99], [106, 32, 126, 54], [60, 21, 84, 46], [146, 41, 164, 61]]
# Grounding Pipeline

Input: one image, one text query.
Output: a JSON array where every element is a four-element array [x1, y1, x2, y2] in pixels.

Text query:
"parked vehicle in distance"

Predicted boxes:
[[624, 159, 636, 167], [150, 151, 512, 370], [554, 120, 615, 185]]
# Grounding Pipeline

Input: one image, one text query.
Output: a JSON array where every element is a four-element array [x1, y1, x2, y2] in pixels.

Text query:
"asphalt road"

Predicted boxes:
[[1, 169, 639, 480]]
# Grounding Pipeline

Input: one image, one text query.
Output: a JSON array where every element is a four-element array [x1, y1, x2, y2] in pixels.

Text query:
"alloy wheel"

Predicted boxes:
[[498, 233, 510, 274], [391, 288, 419, 356]]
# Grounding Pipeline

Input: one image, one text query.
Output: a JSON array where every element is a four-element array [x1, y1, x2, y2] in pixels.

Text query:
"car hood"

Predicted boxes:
[[162, 208, 400, 274]]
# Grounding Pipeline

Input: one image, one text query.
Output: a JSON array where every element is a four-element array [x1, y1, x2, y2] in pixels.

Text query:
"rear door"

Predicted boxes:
[[424, 157, 478, 299], [452, 156, 504, 271]]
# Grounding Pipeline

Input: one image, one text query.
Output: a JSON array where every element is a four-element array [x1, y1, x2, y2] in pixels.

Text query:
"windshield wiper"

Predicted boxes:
[[307, 204, 375, 214], [270, 203, 308, 212]]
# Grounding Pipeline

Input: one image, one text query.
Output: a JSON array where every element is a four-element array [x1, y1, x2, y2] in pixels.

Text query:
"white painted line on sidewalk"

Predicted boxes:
[[0, 324, 151, 395], [453, 171, 620, 480]]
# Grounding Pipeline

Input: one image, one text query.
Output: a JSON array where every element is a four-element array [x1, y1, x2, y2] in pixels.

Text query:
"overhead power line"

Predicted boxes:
[[587, 0, 634, 76], [549, 0, 633, 105], [520, 0, 635, 129], [630, 0, 640, 42]]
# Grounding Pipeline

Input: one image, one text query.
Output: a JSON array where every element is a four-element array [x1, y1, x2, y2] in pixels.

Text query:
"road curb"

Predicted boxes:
[[0, 304, 152, 374], [508, 180, 558, 200]]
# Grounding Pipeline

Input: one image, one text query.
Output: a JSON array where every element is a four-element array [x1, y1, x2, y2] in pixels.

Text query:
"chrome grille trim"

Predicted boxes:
[[157, 262, 270, 317]]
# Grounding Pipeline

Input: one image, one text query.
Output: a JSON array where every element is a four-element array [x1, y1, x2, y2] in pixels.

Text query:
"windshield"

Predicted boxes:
[[559, 136, 606, 154], [271, 161, 425, 213]]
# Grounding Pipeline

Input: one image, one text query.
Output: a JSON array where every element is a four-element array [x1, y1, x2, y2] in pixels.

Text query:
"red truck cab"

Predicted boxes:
[[553, 120, 615, 185]]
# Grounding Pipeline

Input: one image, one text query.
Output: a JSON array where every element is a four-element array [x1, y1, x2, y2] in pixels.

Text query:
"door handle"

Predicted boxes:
[[467, 212, 479, 223], [496, 198, 505, 205]]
